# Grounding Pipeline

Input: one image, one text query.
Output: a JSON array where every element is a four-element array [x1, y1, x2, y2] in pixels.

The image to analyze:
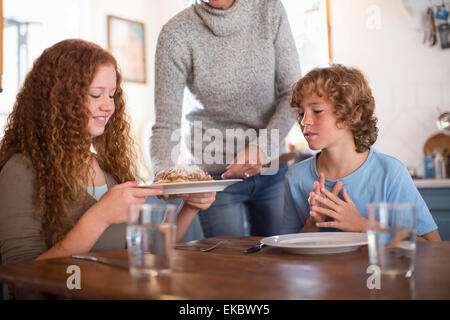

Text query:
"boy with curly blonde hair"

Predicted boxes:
[[281, 64, 440, 240]]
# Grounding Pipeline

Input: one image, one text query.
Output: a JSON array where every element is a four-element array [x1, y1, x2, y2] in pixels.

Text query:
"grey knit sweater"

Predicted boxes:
[[151, 0, 301, 175]]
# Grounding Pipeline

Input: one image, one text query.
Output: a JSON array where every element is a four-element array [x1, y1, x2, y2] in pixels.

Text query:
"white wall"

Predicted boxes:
[[85, 0, 157, 180], [329, 0, 450, 176], [1, 0, 190, 182], [1, 0, 91, 135], [86, 0, 189, 181], [4, 0, 448, 179]]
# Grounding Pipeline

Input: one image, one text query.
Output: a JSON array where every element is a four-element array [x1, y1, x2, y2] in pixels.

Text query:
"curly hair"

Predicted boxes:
[[290, 64, 378, 153], [0, 39, 137, 244]]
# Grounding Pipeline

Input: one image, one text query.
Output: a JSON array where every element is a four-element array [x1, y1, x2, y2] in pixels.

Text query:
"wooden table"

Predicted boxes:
[[0, 236, 449, 300]]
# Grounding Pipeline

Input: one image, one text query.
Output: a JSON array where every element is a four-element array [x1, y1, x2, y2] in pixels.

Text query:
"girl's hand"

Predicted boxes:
[[221, 145, 265, 179], [94, 180, 163, 227], [311, 187, 367, 233], [157, 194, 178, 201], [181, 192, 216, 211], [156, 192, 216, 211], [309, 173, 342, 223]]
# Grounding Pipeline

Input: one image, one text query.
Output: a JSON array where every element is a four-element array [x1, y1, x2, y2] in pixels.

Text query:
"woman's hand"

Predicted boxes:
[[93, 180, 163, 227], [221, 145, 265, 179], [311, 187, 367, 233]]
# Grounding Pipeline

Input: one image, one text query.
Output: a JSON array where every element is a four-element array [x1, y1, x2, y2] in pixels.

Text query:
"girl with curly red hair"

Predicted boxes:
[[281, 64, 440, 241], [0, 39, 215, 263]]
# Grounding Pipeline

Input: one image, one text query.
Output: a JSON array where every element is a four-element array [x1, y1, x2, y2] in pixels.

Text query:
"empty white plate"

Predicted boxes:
[[260, 232, 368, 254]]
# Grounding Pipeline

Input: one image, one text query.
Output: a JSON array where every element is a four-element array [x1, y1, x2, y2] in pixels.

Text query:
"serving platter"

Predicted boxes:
[[138, 179, 243, 195]]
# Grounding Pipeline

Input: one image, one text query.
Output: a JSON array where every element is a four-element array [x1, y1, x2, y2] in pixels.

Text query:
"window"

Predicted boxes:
[[282, 0, 332, 150], [0, 0, 90, 138], [282, 0, 331, 74]]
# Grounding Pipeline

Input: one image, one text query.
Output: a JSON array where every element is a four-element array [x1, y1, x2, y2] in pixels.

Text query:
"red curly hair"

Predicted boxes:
[[0, 39, 137, 244], [290, 64, 378, 153]]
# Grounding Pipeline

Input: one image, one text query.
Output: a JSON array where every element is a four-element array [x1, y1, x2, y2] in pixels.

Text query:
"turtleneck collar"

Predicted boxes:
[[194, 0, 253, 37]]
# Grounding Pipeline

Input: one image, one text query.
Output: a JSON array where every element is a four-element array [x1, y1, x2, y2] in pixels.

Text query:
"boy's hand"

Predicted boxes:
[[309, 173, 342, 223], [311, 187, 367, 233]]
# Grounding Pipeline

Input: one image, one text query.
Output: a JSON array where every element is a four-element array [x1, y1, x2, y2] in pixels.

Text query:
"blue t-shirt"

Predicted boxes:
[[281, 148, 438, 236]]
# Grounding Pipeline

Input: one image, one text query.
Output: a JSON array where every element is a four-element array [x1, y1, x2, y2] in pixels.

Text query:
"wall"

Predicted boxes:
[[1, 0, 190, 182], [86, 0, 189, 181], [329, 0, 450, 176], [1, 0, 92, 134], [151, 0, 450, 177], [4, 0, 448, 179]]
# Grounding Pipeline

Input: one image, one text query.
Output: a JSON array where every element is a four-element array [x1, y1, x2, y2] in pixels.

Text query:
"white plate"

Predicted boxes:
[[260, 232, 368, 254], [138, 179, 243, 195]]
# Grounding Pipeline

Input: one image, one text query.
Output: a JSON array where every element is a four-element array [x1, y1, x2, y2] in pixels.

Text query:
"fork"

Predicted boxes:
[[199, 240, 227, 252]]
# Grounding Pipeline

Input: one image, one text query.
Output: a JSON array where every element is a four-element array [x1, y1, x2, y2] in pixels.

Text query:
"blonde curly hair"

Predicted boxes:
[[0, 39, 137, 244], [290, 64, 378, 153]]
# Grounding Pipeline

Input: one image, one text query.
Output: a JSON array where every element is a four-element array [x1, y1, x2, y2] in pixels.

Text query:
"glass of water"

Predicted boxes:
[[127, 203, 178, 277], [366, 202, 416, 277]]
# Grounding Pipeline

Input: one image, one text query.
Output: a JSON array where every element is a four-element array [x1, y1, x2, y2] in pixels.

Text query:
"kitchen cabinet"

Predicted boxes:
[[417, 184, 450, 241]]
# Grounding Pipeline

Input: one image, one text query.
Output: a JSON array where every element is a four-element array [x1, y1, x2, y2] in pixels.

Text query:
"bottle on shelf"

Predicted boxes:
[[433, 149, 447, 179], [424, 152, 435, 179]]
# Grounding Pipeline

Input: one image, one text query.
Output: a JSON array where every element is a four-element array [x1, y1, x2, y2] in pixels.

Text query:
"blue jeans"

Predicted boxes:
[[198, 164, 288, 237]]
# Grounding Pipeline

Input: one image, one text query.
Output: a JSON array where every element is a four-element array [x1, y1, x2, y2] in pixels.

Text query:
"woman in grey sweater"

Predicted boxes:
[[151, 0, 301, 237]]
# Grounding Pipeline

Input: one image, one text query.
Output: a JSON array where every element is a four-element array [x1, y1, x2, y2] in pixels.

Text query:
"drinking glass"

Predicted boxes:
[[127, 203, 178, 277], [366, 202, 416, 277]]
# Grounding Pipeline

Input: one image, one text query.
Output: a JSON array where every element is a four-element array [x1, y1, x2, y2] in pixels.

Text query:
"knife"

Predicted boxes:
[[244, 243, 265, 254], [71, 255, 129, 269]]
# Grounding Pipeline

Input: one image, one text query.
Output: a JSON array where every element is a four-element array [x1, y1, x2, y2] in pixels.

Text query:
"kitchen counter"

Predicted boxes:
[[413, 182, 450, 240], [413, 179, 450, 189]]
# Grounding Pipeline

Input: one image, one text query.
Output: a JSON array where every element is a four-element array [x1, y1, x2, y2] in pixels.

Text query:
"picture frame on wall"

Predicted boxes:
[[107, 15, 146, 83]]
